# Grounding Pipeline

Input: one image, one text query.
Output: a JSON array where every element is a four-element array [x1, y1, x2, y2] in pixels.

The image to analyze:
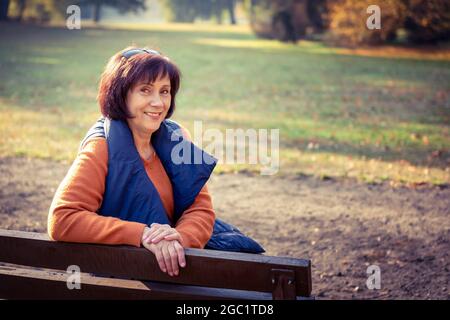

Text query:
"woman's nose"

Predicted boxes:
[[150, 94, 164, 107]]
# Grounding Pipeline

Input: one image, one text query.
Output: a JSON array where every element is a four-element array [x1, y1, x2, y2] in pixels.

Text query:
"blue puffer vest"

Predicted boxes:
[[80, 117, 264, 253]]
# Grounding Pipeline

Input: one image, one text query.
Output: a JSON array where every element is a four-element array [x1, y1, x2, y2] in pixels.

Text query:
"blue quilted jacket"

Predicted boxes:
[[80, 117, 264, 254]]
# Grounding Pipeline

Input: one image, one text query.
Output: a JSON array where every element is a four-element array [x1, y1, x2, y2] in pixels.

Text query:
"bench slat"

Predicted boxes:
[[0, 229, 312, 297], [0, 264, 278, 300]]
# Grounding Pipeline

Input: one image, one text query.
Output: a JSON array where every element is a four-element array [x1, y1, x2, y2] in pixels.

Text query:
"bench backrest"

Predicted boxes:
[[0, 229, 312, 300]]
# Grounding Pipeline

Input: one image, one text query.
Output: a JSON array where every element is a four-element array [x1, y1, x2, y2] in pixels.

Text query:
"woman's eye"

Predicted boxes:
[[141, 88, 151, 94], [162, 90, 170, 95]]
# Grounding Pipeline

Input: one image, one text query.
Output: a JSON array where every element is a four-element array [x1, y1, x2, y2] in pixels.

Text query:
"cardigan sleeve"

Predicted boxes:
[[174, 124, 216, 248], [47, 137, 146, 247], [175, 185, 215, 248]]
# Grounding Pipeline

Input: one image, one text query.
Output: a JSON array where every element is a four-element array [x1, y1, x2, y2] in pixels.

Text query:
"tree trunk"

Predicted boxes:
[[215, 4, 222, 24], [17, 0, 26, 22], [93, 1, 101, 23], [227, 0, 236, 25], [249, 0, 256, 16], [0, 0, 10, 21]]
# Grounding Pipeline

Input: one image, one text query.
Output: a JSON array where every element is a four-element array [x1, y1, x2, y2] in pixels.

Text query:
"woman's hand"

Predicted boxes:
[[141, 226, 186, 276], [143, 223, 183, 244]]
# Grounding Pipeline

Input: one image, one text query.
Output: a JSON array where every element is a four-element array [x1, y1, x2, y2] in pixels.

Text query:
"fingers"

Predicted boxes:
[[152, 245, 167, 274], [146, 223, 162, 239], [161, 244, 175, 276], [174, 241, 186, 268], [143, 239, 186, 277], [150, 229, 180, 244], [144, 224, 170, 243], [141, 226, 152, 245], [166, 241, 185, 276], [163, 233, 182, 241], [167, 243, 179, 276], [142, 225, 156, 243], [146, 227, 169, 244]]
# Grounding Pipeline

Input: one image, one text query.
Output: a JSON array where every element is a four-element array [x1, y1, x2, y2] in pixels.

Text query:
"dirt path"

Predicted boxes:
[[0, 156, 449, 299]]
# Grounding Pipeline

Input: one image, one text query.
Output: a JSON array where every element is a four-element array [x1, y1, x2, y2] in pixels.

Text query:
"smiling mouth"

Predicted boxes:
[[144, 111, 162, 119]]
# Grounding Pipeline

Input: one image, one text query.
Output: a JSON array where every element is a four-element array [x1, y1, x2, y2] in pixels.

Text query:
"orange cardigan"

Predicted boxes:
[[48, 132, 215, 249]]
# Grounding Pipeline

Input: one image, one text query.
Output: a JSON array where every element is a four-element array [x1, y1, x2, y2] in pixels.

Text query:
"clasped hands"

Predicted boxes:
[[141, 223, 186, 277]]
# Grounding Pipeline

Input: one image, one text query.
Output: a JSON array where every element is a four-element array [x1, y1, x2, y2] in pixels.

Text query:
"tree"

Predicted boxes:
[[2, 0, 145, 24], [272, 7, 297, 42], [5, 0, 58, 23], [245, 0, 328, 42], [327, 0, 406, 46], [0, 0, 10, 20], [159, 0, 198, 22], [326, 0, 449, 46], [17, 0, 26, 21], [76, 0, 146, 23], [226, 0, 236, 24], [159, 0, 237, 24], [213, 0, 223, 24], [403, 0, 450, 43], [306, 0, 328, 33]]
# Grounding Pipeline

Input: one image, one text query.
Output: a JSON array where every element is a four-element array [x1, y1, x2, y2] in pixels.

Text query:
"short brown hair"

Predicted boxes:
[[97, 47, 181, 120]]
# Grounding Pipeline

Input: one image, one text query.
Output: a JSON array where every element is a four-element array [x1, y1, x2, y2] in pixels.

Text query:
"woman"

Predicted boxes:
[[48, 47, 263, 278]]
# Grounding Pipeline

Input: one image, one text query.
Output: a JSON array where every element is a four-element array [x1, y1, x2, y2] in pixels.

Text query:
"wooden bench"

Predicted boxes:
[[0, 229, 312, 300]]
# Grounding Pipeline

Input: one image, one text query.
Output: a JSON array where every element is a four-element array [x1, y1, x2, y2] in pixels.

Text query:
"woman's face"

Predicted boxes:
[[126, 74, 171, 136]]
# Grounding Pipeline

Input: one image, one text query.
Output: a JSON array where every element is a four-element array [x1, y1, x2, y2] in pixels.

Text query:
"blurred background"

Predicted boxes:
[[0, 0, 449, 183], [0, 0, 449, 299]]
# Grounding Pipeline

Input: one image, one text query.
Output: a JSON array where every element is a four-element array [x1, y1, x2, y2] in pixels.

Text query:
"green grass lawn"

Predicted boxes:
[[1, 22, 449, 185]]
